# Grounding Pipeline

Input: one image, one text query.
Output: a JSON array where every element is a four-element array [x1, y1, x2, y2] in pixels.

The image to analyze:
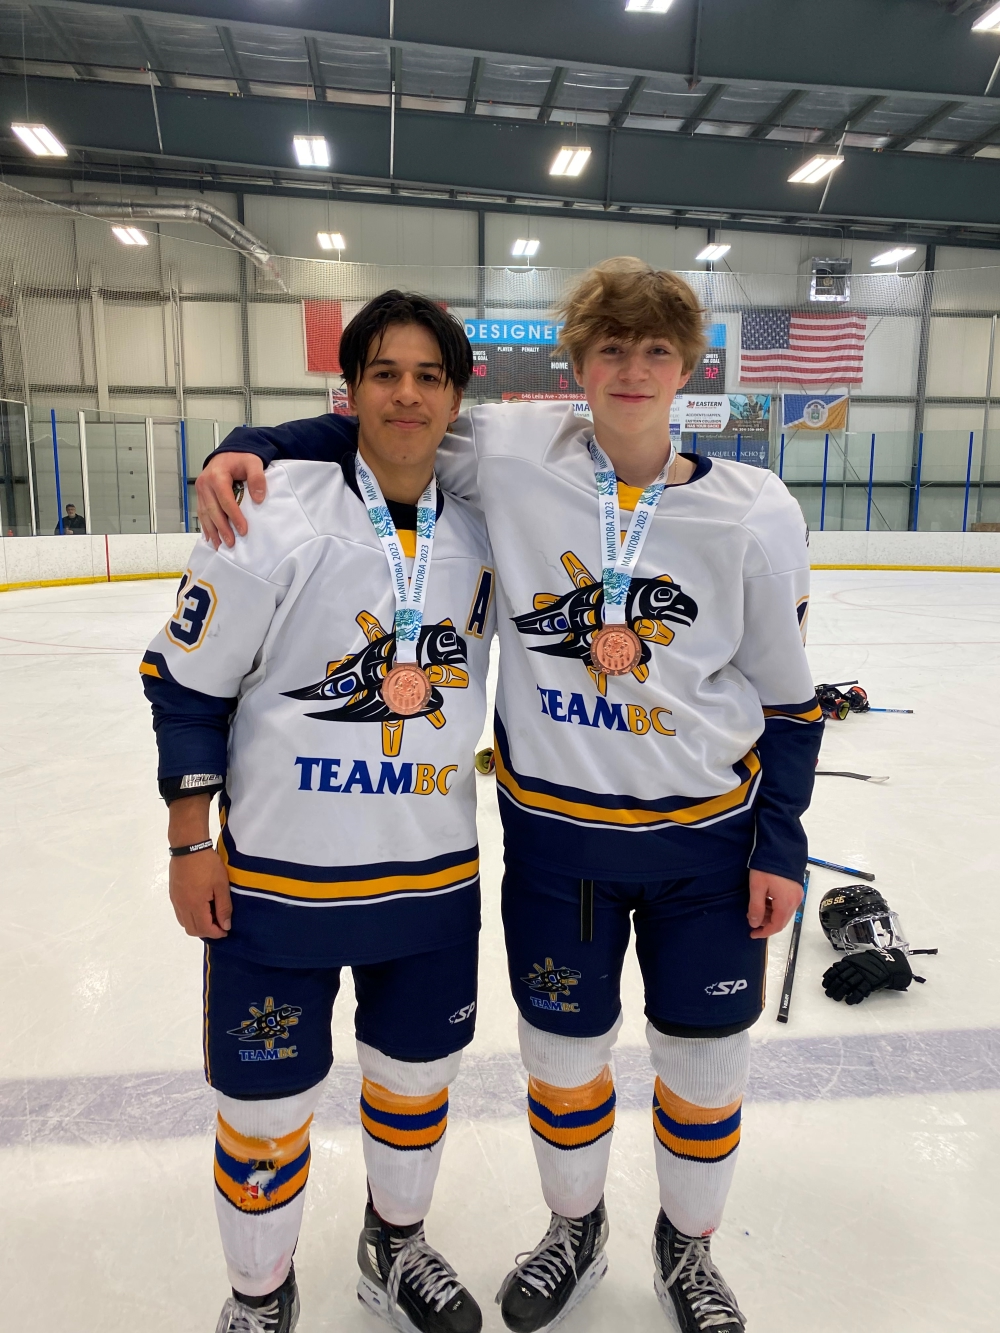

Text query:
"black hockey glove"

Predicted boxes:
[[822, 948, 922, 1004]]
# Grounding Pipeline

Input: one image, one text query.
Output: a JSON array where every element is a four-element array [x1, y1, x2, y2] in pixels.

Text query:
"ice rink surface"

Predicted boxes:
[[0, 568, 997, 1331]]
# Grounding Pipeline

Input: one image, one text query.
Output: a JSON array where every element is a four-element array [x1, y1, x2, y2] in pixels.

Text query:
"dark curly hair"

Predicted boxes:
[[339, 290, 473, 390]]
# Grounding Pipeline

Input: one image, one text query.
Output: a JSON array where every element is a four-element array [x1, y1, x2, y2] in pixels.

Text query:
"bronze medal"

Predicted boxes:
[[590, 623, 643, 676], [381, 662, 432, 716]]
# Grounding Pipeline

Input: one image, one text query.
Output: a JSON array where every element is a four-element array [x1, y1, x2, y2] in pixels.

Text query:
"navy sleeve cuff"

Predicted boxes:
[[141, 652, 236, 790], [749, 712, 823, 882]]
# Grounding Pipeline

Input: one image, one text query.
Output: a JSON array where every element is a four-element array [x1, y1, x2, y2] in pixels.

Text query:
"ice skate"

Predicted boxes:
[[357, 1200, 482, 1333], [215, 1263, 299, 1333], [653, 1210, 745, 1332], [496, 1197, 609, 1332]]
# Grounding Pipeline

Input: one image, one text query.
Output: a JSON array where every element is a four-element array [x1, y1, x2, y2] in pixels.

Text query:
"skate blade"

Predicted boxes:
[[497, 1250, 608, 1332], [357, 1273, 421, 1333]]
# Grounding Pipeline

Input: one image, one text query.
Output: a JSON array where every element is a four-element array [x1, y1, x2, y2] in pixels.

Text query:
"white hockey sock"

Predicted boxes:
[[647, 1024, 750, 1238], [518, 1014, 621, 1219], [213, 1083, 324, 1298], [357, 1041, 462, 1227]]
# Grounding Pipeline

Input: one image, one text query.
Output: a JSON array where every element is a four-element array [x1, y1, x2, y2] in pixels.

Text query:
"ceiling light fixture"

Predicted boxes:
[[11, 122, 67, 156], [317, 232, 346, 251], [549, 146, 592, 177], [293, 135, 330, 167], [973, 2, 1000, 31], [625, 0, 674, 12], [512, 238, 540, 257], [111, 226, 149, 246], [696, 243, 731, 263], [870, 246, 916, 267], [788, 155, 844, 184]]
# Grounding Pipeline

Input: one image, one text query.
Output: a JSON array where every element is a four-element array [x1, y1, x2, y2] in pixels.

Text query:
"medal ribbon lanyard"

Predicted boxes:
[[587, 437, 672, 626], [354, 453, 437, 664]]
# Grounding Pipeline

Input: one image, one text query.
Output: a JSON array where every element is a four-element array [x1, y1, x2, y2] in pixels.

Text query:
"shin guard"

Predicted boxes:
[[519, 1014, 621, 1218], [213, 1084, 323, 1297], [648, 1026, 750, 1238], [357, 1041, 461, 1227]]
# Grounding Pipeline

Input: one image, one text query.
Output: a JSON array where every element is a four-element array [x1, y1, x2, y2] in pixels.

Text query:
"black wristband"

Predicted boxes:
[[169, 839, 215, 857]]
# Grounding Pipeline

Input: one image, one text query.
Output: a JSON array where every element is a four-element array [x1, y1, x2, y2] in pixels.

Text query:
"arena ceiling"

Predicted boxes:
[[1, 0, 1000, 246]]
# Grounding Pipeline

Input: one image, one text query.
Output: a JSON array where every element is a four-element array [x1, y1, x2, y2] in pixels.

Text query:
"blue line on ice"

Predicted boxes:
[[1, 1028, 996, 1149]]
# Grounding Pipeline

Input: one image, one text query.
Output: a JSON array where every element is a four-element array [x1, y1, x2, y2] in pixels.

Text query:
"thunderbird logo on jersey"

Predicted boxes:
[[227, 996, 302, 1061], [513, 551, 698, 695], [284, 609, 469, 757], [522, 957, 583, 1013]]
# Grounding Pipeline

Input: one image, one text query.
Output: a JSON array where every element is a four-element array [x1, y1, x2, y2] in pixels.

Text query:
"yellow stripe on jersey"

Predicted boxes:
[[762, 702, 823, 723], [138, 660, 161, 678], [397, 529, 416, 558], [495, 745, 761, 829], [359, 1079, 449, 1150], [218, 839, 479, 903]]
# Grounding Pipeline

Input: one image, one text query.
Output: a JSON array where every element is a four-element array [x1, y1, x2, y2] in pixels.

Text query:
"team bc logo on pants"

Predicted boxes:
[[521, 957, 583, 1013], [513, 551, 698, 696], [227, 996, 302, 1062], [284, 608, 469, 756]]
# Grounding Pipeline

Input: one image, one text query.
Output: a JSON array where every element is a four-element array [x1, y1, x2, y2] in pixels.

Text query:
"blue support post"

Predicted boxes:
[[913, 431, 924, 531], [866, 433, 875, 531], [180, 418, 190, 534], [820, 432, 830, 531], [691, 432, 698, 455], [962, 430, 974, 533], [779, 432, 785, 478], [50, 408, 64, 534], [735, 432, 742, 463]]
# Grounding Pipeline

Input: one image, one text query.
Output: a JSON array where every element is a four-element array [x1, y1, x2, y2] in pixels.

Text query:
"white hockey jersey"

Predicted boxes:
[[142, 458, 496, 967], [433, 403, 820, 879]]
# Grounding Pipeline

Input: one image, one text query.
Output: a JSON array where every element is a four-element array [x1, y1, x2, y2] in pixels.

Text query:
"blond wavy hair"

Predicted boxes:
[[555, 257, 708, 373]]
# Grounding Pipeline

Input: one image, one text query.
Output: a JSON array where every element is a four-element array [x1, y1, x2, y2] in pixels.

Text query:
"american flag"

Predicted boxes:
[[739, 311, 867, 384]]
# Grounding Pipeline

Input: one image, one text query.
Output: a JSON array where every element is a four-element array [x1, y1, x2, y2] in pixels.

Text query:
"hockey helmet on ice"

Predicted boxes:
[[818, 883, 909, 955]]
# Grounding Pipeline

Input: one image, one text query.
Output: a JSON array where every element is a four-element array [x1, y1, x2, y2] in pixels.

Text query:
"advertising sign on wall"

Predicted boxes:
[[672, 395, 731, 433], [681, 393, 771, 468], [464, 320, 563, 345]]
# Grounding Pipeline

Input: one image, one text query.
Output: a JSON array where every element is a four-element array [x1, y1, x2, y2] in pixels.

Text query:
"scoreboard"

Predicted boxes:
[[470, 345, 578, 398]]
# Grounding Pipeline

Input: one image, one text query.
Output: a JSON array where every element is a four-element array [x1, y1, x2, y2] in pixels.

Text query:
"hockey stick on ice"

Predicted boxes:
[[807, 855, 875, 882], [815, 770, 890, 783], [776, 870, 809, 1025]]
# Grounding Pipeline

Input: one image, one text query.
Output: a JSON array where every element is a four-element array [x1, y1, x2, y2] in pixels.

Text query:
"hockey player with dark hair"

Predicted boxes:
[[194, 260, 824, 1333], [143, 292, 495, 1333]]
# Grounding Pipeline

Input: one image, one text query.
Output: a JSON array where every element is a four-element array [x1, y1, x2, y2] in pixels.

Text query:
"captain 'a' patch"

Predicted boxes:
[[283, 609, 469, 756], [512, 551, 698, 696]]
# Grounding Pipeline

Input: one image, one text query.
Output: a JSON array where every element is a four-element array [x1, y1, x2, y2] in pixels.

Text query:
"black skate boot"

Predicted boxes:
[[653, 1210, 745, 1332], [496, 1198, 609, 1332], [215, 1262, 300, 1333], [357, 1199, 483, 1333]]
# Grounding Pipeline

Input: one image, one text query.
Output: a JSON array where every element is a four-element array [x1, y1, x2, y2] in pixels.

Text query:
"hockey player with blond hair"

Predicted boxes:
[[144, 292, 496, 1333], [196, 258, 823, 1333]]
